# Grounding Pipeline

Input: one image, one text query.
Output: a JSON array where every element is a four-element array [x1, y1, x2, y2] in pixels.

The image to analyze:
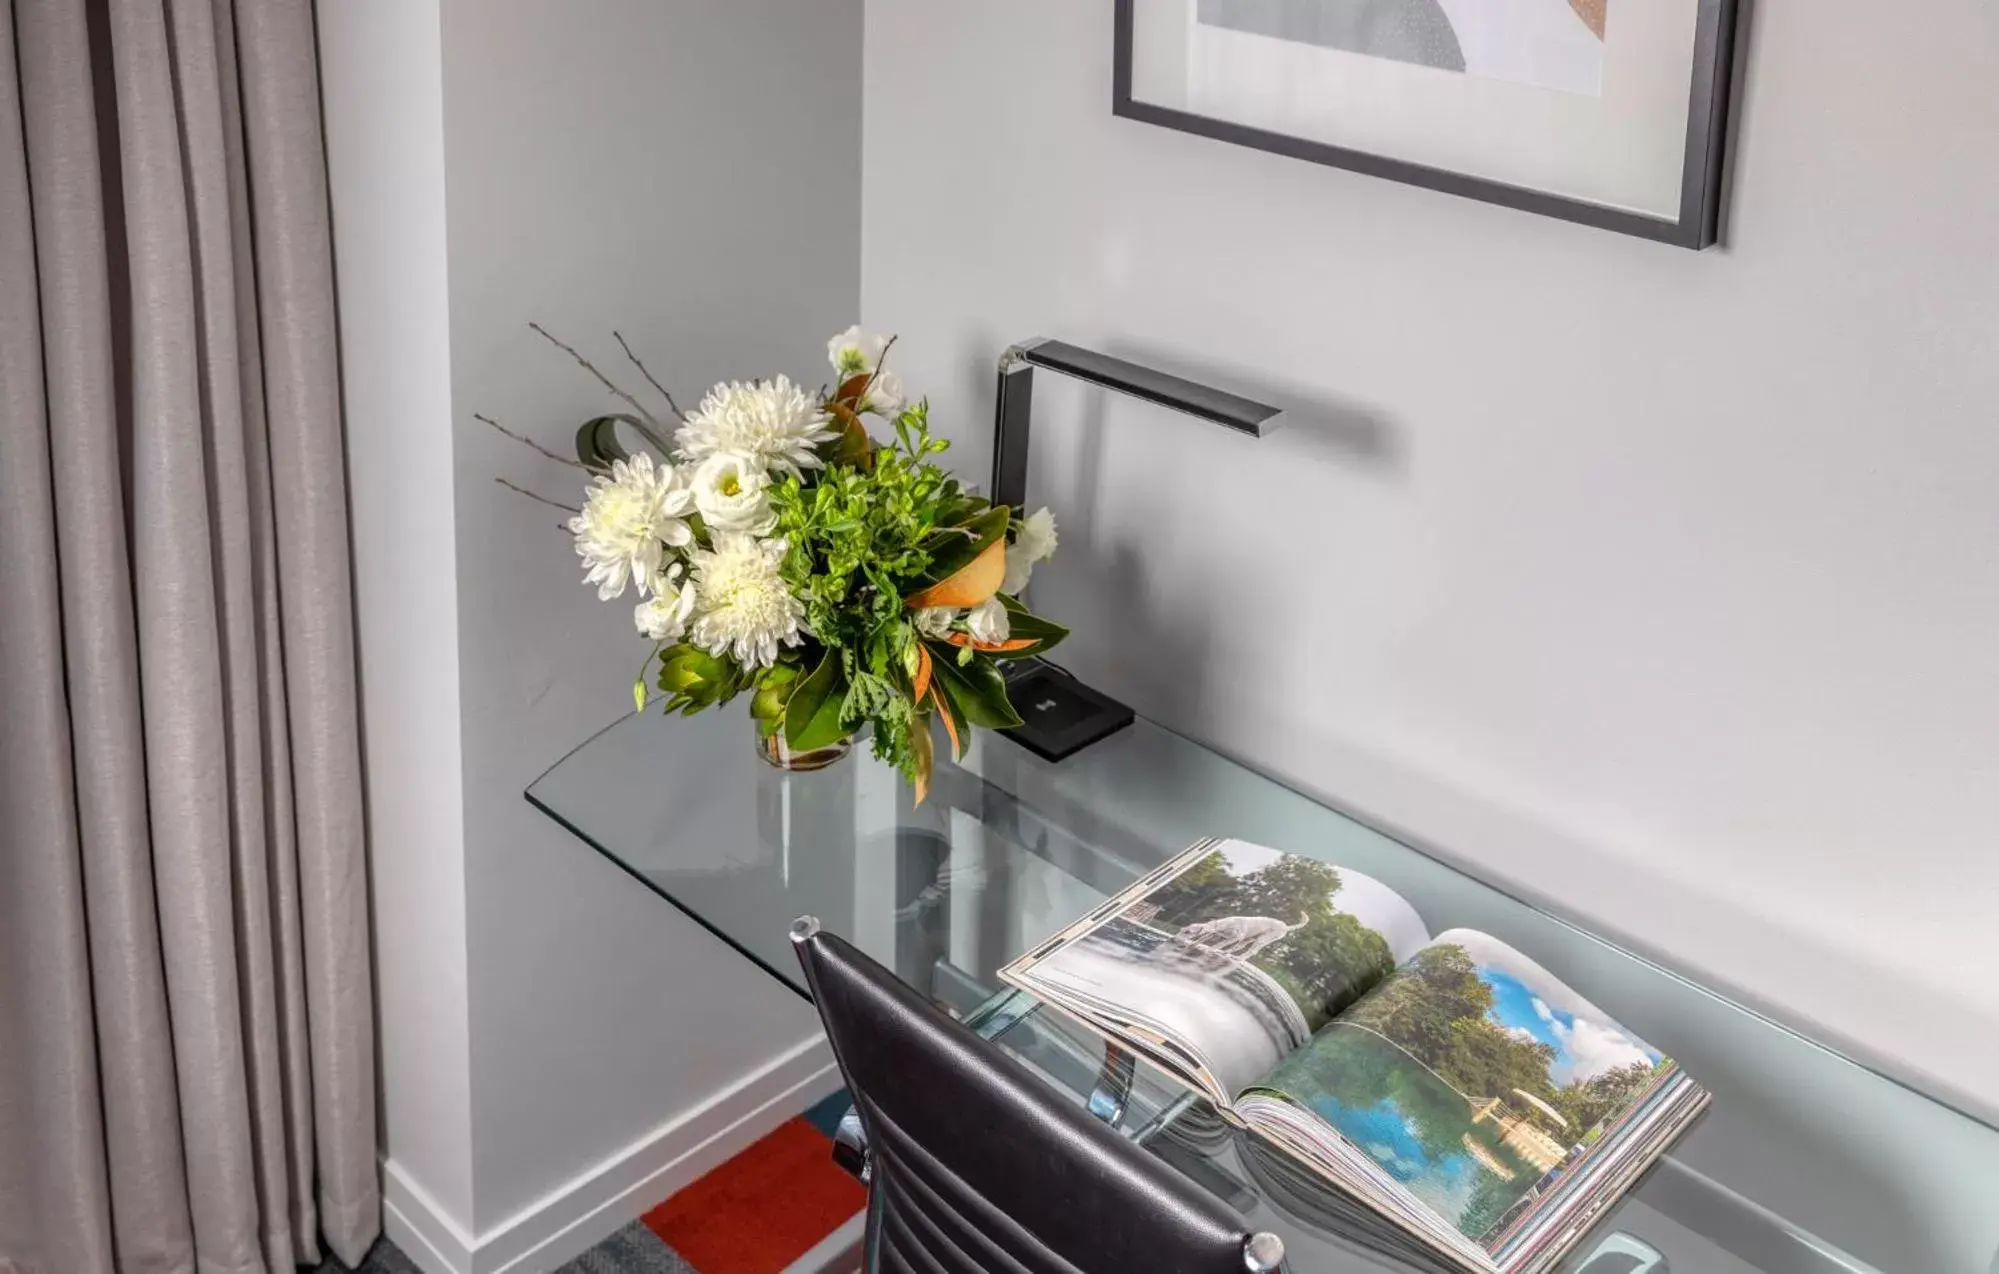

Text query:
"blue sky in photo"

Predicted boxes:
[[1482, 969, 1563, 1047], [1477, 967, 1661, 1086]]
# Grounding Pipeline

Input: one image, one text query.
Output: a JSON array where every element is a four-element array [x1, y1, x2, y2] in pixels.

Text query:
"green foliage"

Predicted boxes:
[[1340, 943, 1497, 1075], [750, 402, 1058, 787], [1443, 1016, 1558, 1104], [783, 649, 848, 751], [925, 645, 1023, 730], [575, 336, 1070, 796], [655, 645, 744, 715], [1546, 1059, 1661, 1134]]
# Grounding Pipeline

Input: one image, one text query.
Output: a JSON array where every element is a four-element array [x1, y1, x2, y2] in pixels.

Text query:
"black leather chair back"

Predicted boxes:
[[791, 917, 1283, 1274]]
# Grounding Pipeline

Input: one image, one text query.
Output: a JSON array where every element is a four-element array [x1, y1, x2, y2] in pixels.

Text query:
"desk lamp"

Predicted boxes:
[[989, 339, 1282, 760]]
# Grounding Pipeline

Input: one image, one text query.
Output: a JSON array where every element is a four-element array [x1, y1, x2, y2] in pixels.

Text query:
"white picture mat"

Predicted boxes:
[[1128, 0, 1700, 219]]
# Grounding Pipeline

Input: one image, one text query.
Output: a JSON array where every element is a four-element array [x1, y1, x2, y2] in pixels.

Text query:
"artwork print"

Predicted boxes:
[[1198, 0, 1612, 96]]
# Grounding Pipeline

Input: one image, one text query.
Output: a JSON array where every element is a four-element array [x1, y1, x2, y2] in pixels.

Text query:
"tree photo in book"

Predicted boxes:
[[1023, 842, 1430, 1094], [1002, 839, 1708, 1274], [1151, 852, 1391, 1030], [1249, 928, 1673, 1246]]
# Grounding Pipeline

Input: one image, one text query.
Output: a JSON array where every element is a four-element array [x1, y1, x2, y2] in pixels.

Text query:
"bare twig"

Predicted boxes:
[[528, 321, 660, 426], [474, 412, 584, 469], [859, 334, 900, 404], [494, 476, 580, 515], [613, 330, 688, 422]]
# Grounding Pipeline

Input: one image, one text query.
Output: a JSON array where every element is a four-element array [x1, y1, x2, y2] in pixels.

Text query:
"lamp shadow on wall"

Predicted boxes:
[[972, 331, 1408, 736]]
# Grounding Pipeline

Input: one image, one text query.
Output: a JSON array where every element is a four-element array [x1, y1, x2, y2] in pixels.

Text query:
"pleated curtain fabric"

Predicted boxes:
[[0, 2, 378, 1271]]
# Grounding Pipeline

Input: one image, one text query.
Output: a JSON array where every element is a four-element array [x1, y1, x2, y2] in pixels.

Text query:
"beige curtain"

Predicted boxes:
[[0, 1, 377, 1270]]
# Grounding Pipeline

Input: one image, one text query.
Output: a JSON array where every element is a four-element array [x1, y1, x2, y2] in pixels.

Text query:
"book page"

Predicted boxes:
[[1240, 928, 1687, 1259], [1004, 839, 1430, 1100]]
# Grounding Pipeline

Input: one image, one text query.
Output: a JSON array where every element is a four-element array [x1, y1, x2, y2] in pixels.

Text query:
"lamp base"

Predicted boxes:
[[999, 661, 1135, 762]]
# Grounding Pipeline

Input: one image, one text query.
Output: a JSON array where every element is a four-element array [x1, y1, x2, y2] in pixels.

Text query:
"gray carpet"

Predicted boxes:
[[309, 1222, 695, 1273]]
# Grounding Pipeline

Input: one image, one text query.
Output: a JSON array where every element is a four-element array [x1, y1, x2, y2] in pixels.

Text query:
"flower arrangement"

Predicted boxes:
[[490, 326, 1065, 800]]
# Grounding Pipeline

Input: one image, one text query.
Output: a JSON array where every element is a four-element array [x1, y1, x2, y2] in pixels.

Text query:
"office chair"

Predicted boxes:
[[790, 915, 1285, 1274]]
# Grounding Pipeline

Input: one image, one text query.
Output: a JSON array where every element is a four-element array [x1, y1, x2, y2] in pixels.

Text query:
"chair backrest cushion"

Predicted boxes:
[[795, 926, 1255, 1274]]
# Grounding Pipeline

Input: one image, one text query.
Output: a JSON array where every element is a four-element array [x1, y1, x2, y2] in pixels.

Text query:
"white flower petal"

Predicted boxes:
[[572, 452, 696, 603], [913, 606, 959, 640], [966, 597, 1010, 646], [686, 533, 806, 671], [1016, 507, 1058, 563], [828, 325, 887, 379], [1000, 545, 1034, 596], [690, 452, 779, 535], [675, 377, 838, 479]]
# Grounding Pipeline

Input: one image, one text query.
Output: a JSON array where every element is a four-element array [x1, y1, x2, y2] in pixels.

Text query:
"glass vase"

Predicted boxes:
[[754, 724, 854, 772]]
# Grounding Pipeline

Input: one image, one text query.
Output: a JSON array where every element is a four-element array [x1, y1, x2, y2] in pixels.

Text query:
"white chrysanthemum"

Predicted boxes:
[[913, 606, 958, 640], [634, 563, 697, 642], [966, 597, 1010, 646], [690, 453, 777, 535], [569, 454, 695, 601], [675, 377, 837, 478], [828, 325, 887, 379], [687, 534, 806, 670]]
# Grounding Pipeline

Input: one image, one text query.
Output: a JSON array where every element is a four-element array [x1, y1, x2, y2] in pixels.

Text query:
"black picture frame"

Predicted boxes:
[[1112, 0, 1740, 249]]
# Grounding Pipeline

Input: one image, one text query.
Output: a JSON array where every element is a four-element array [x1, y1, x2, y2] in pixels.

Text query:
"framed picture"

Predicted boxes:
[[1113, 0, 1740, 248]]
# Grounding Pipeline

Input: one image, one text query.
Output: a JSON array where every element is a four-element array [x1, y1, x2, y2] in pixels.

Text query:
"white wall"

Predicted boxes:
[[859, 0, 1999, 1122], [439, 0, 859, 1240], [323, 1, 863, 1265], [319, 0, 478, 1236]]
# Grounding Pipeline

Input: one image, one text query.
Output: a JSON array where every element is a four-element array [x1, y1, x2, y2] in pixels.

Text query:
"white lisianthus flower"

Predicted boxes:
[[687, 534, 806, 670], [690, 453, 777, 535], [1000, 508, 1056, 595], [676, 377, 837, 478], [858, 369, 904, 417], [913, 606, 958, 640], [569, 453, 695, 601], [1000, 545, 1035, 595], [827, 325, 888, 379], [965, 597, 1011, 646], [633, 563, 696, 642], [1015, 507, 1058, 563]]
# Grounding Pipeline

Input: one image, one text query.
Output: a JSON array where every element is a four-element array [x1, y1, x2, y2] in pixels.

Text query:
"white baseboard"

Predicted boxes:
[[383, 1031, 839, 1274]]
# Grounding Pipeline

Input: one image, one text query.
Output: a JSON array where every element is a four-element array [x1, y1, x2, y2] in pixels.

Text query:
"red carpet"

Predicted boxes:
[[642, 1115, 866, 1273]]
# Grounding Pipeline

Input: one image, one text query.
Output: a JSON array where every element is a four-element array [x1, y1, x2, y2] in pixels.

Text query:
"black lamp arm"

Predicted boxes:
[[990, 338, 1282, 512]]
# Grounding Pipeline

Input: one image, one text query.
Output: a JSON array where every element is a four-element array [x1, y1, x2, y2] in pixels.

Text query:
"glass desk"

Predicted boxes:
[[528, 707, 1999, 1273]]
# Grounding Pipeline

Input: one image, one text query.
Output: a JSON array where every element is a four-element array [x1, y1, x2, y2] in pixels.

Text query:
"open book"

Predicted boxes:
[[1000, 839, 1709, 1274]]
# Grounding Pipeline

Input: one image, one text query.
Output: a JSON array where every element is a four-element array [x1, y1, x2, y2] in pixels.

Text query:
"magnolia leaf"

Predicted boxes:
[[910, 708, 934, 806], [785, 649, 849, 750], [984, 598, 1069, 660], [911, 505, 1008, 593], [928, 644, 1022, 730], [931, 688, 963, 760], [905, 535, 1005, 610], [835, 372, 874, 403], [911, 642, 934, 708], [933, 491, 985, 528], [830, 409, 875, 471], [575, 413, 670, 473], [944, 632, 1040, 654]]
